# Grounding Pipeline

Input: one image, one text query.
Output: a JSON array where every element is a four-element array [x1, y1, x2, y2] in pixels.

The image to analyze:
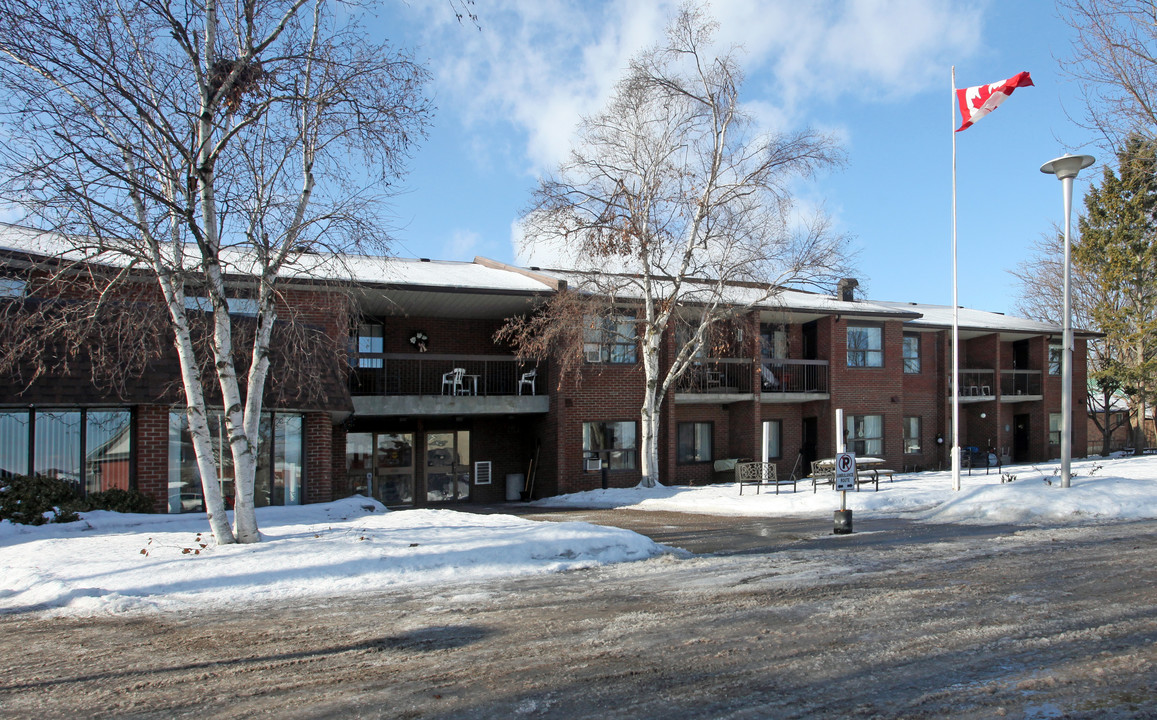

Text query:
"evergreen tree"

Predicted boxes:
[[1074, 135, 1157, 452]]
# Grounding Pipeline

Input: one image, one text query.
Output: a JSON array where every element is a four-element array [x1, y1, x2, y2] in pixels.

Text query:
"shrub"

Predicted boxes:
[[0, 474, 83, 525], [84, 488, 155, 514]]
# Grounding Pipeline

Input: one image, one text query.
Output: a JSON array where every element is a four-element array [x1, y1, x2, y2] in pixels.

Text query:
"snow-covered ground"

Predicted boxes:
[[0, 497, 663, 616], [2, 454, 1154, 617], [536, 454, 1157, 524]]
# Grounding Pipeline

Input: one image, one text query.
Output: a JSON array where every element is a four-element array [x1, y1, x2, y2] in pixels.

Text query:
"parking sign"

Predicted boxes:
[[834, 452, 856, 491]]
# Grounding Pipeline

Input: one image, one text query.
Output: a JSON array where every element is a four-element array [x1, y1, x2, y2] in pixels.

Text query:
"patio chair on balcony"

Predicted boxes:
[[518, 368, 537, 396], [442, 367, 466, 395], [980, 385, 991, 396]]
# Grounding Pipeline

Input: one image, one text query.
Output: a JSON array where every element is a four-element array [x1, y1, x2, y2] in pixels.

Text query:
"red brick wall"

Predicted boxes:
[[901, 329, 942, 470], [554, 363, 646, 494], [827, 317, 906, 470], [135, 405, 170, 512], [304, 411, 333, 503]]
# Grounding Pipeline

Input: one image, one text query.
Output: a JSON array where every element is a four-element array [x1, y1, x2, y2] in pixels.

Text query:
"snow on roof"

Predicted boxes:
[[0, 223, 553, 294], [531, 268, 919, 318], [874, 301, 1070, 335]]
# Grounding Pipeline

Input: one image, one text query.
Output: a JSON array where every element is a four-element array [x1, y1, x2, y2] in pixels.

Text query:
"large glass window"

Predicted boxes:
[[167, 411, 303, 513], [677, 422, 713, 463], [846, 414, 883, 456], [761, 323, 788, 359], [903, 334, 921, 373], [584, 315, 637, 364], [762, 419, 782, 460], [1049, 412, 1062, 445], [0, 408, 131, 493], [583, 421, 637, 470], [847, 325, 883, 367], [1049, 342, 1062, 375], [903, 416, 922, 454]]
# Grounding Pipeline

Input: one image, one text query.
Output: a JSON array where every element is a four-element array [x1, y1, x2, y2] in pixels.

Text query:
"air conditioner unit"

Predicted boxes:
[[585, 457, 603, 472], [584, 348, 604, 363]]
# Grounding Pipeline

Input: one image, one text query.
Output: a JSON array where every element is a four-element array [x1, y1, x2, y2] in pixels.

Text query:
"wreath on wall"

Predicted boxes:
[[409, 330, 429, 352]]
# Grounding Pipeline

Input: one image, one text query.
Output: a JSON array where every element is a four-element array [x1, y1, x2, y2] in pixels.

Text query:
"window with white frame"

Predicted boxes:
[[352, 323, 384, 368], [846, 414, 883, 456], [584, 315, 637, 364], [677, 422, 713, 463], [762, 419, 782, 460], [847, 325, 883, 367], [1049, 412, 1062, 445], [583, 421, 637, 470], [903, 333, 921, 373], [903, 416, 921, 454]]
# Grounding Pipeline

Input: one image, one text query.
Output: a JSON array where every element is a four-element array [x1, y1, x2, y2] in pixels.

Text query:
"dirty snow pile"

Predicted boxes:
[[0, 497, 663, 616], [537, 454, 1157, 524]]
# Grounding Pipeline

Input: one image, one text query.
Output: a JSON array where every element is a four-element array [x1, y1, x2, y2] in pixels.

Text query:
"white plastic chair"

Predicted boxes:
[[518, 368, 536, 395], [442, 367, 465, 395]]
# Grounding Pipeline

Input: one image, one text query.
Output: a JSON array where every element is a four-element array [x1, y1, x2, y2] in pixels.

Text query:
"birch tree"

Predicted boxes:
[[0, 0, 429, 543], [503, 4, 847, 487]]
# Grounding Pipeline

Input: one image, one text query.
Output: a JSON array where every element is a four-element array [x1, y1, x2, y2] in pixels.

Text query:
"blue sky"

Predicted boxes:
[[376, 0, 1101, 316]]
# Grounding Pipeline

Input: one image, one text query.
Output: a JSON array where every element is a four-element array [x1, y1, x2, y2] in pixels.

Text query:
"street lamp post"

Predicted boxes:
[[1040, 153, 1095, 488]]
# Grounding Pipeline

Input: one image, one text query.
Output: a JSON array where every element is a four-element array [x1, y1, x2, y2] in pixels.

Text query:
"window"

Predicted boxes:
[[762, 420, 782, 460], [184, 295, 259, 316], [903, 416, 921, 454], [583, 421, 637, 470], [903, 334, 921, 373], [1049, 341, 1063, 375], [0, 277, 26, 298], [677, 422, 713, 463], [0, 408, 131, 494], [1049, 412, 1062, 445], [846, 414, 883, 456], [847, 325, 883, 367], [168, 410, 303, 513], [352, 323, 384, 368], [584, 315, 637, 364], [760, 323, 788, 359]]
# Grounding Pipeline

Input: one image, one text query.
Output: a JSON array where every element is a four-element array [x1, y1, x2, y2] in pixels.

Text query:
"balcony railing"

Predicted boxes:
[[1001, 369, 1042, 397], [954, 369, 995, 397], [676, 358, 753, 394], [760, 358, 829, 395], [350, 353, 540, 396]]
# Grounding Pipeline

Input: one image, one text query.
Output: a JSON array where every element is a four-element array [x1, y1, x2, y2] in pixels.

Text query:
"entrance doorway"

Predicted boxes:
[[425, 430, 471, 503], [1013, 414, 1031, 463], [345, 432, 415, 506]]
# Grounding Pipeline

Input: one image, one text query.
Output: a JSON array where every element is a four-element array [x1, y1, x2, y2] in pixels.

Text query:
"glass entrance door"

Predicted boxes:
[[425, 430, 470, 502], [345, 432, 415, 507]]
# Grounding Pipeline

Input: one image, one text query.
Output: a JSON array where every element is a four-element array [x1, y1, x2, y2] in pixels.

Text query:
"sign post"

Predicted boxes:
[[833, 451, 855, 534]]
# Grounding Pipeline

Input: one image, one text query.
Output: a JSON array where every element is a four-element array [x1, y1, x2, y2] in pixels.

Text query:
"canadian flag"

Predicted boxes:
[[955, 71, 1034, 132]]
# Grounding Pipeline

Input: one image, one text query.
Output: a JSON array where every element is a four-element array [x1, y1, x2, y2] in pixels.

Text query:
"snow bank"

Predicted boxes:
[[0, 497, 664, 616], [535, 455, 1157, 524]]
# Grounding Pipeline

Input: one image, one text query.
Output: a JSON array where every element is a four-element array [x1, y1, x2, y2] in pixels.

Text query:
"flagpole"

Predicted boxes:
[[951, 66, 962, 492]]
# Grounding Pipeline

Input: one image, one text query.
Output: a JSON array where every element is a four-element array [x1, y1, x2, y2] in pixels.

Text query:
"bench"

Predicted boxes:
[[737, 462, 795, 495], [808, 460, 835, 493]]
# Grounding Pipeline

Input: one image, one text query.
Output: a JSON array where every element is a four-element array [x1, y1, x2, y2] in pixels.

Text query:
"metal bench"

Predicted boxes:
[[737, 462, 795, 495]]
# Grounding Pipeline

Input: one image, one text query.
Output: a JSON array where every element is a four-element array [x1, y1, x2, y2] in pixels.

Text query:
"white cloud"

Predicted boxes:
[[445, 228, 481, 260], [407, 0, 985, 180]]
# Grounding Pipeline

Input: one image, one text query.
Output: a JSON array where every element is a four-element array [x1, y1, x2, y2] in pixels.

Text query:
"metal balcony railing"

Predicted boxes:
[[1001, 369, 1042, 397], [349, 353, 541, 397], [676, 358, 753, 394], [760, 358, 829, 394], [953, 369, 996, 397]]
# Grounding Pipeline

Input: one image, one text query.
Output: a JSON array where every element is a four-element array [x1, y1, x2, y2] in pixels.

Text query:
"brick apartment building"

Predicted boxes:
[[1, 226, 1090, 512]]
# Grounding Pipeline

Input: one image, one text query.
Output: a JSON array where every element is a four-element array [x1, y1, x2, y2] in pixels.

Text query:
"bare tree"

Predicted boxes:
[[0, 0, 429, 543], [502, 4, 847, 487], [1011, 230, 1132, 455], [1060, 0, 1157, 145]]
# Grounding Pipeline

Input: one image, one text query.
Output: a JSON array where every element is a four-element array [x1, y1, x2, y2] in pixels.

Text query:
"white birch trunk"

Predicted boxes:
[[638, 320, 664, 487]]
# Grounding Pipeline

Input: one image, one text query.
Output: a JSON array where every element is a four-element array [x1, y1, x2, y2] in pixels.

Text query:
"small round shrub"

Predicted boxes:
[[84, 488, 154, 514], [0, 474, 83, 525]]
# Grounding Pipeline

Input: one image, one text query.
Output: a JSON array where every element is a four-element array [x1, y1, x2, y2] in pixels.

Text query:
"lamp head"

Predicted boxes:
[[1040, 153, 1095, 180]]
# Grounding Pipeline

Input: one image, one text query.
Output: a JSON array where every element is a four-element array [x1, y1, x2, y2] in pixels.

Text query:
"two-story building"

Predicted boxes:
[[0, 225, 1091, 512]]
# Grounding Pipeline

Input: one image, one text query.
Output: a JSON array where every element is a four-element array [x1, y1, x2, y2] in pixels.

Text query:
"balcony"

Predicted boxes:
[[760, 359, 829, 403], [675, 358, 753, 403], [1000, 370, 1043, 401], [350, 353, 548, 416], [953, 369, 996, 402]]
